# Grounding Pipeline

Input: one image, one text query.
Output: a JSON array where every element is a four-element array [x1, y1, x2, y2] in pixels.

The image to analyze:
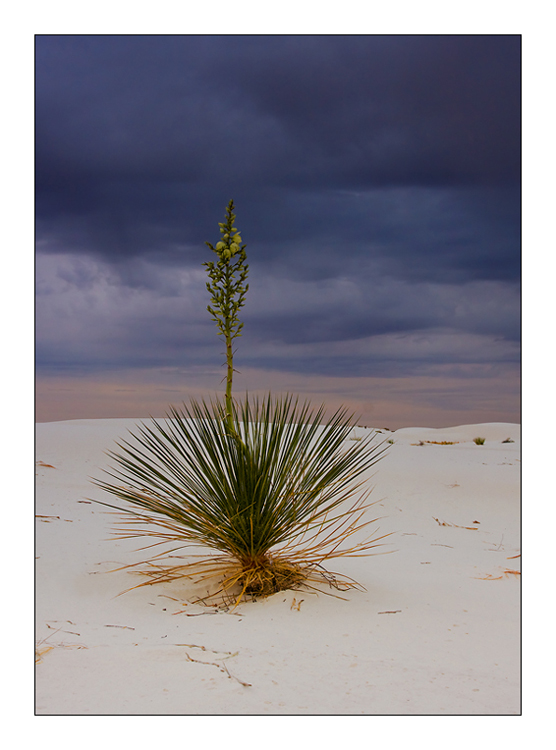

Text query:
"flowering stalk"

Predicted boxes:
[[204, 199, 249, 433]]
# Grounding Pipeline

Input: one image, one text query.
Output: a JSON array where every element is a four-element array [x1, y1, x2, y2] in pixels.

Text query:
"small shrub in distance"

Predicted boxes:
[[473, 437, 486, 445]]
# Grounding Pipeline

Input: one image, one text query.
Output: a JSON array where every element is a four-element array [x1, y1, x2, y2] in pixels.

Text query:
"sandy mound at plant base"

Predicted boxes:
[[35, 419, 520, 715]]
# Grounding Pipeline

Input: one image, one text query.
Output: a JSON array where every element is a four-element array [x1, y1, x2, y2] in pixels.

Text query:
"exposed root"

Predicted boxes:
[[475, 568, 521, 580], [433, 517, 479, 531], [35, 628, 88, 663], [230, 558, 308, 598]]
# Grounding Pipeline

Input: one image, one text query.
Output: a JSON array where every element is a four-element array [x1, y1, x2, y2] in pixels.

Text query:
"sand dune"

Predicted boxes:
[[35, 418, 520, 715]]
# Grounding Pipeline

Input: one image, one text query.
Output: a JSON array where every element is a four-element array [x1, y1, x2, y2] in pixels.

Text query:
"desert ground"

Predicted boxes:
[[35, 418, 520, 715]]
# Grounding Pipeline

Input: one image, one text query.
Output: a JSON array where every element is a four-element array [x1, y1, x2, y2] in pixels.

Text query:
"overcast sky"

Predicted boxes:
[[35, 34, 520, 427]]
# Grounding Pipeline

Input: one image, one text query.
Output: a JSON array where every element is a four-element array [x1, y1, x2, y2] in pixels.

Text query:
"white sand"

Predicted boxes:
[[35, 418, 520, 715]]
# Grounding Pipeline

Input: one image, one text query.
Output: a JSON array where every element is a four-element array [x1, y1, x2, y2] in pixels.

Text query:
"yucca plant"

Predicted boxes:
[[94, 395, 390, 603], [93, 200, 390, 604]]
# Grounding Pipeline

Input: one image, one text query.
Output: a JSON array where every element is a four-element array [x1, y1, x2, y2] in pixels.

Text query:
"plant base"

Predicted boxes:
[[113, 551, 367, 607], [231, 558, 308, 598]]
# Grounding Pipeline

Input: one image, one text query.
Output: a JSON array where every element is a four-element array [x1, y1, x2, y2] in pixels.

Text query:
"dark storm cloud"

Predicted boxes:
[[36, 35, 520, 189], [36, 35, 520, 236], [35, 34, 520, 383], [225, 35, 520, 188]]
